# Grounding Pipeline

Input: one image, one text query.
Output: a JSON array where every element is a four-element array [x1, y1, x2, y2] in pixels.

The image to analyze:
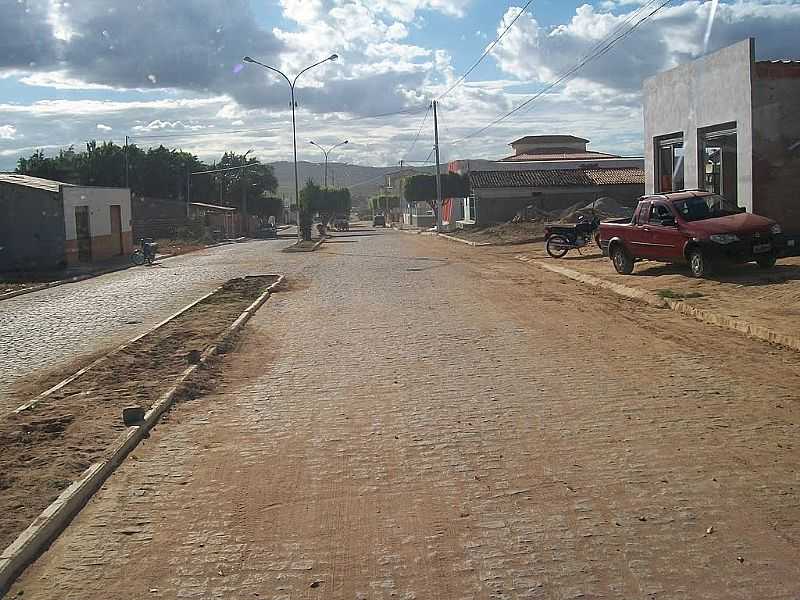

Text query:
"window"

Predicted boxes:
[[655, 135, 684, 193], [698, 123, 738, 207], [674, 193, 741, 222], [648, 202, 672, 224]]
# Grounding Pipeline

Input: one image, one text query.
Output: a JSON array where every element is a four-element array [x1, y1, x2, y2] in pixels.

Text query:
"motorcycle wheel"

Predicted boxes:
[[545, 235, 570, 258], [131, 250, 145, 266]]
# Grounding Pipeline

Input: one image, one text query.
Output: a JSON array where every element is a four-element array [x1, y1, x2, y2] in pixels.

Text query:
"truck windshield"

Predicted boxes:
[[673, 194, 742, 222]]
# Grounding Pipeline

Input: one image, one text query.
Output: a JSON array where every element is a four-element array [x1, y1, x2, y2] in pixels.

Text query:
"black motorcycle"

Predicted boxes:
[[544, 214, 601, 258]]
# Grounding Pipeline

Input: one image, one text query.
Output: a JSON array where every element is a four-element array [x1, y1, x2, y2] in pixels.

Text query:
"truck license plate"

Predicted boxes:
[[753, 243, 772, 254]]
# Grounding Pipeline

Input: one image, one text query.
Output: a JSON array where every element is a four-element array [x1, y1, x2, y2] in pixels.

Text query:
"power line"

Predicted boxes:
[[401, 103, 432, 162], [437, 0, 535, 102], [129, 105, 429, 142], [452, 0, 673, 145]]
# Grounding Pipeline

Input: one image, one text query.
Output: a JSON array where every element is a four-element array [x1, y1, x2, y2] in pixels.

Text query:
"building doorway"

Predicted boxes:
[[75, 206, 92, 263], [699, 124, 738, 207], [110, 205, 123, 255], [655, 135, 685, 192]]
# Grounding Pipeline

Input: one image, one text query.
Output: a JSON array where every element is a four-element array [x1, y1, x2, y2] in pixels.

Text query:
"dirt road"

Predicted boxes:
[[9, 228, 800, 599]]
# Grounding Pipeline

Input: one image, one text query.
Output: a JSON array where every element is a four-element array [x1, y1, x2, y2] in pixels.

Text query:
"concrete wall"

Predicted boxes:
[[62, 186, 132, 264], [643, 38, 755, 212], [0, 183, 65, 271], [752, 63, 800, 231]]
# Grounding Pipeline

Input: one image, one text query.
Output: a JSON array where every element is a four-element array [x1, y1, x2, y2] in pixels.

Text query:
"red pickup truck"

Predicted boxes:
[[598, 190, 782, 278]]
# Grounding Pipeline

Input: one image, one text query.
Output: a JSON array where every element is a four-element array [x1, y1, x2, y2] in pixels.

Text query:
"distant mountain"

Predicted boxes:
[[267, 161, 437, 205]]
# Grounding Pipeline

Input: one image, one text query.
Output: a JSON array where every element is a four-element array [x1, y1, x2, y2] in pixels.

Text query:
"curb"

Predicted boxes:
[[282, 237, 325, 252], [518, 255, 800, 353], [0, 274, 285, 596], [8, 285, 224, 418], [0, 239, 248, 303], [437, 233, 492, 247], [0, 263, 140, 302]]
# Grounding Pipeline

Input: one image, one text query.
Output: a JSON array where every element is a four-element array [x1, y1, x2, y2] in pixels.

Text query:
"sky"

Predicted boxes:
[[1, 0, 799, 171]]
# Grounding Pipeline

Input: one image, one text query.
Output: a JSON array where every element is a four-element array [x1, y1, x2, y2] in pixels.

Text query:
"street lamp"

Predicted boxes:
[[309, 140, 348, 189], [243, 53, 339, 240]]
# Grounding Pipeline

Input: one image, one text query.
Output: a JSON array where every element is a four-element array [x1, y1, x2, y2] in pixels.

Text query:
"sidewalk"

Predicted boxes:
[[510, 242, 800, 345]]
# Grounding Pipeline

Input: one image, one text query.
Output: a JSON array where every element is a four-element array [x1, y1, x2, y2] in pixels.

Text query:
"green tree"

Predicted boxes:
[[405, 173, 469, 221], [214, 151, 278, 210]]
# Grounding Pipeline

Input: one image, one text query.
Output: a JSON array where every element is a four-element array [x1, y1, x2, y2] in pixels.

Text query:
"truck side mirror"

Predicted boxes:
[[661, 217, 677, 227]]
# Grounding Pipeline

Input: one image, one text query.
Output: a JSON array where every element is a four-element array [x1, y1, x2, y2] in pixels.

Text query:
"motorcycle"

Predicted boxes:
[[544, 213, 601, 258], [130, 237, 158, 266]]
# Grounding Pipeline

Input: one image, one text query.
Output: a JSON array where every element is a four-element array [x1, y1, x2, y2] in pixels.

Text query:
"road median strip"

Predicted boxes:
[[518, 255, 800, 353], [0, 274, 284, 596]]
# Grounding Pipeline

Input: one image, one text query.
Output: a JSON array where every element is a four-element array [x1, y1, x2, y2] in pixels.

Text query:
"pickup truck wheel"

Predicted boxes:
[[545, 235, 570, 258], [756, 254, 777, 269], [611, 245, 634, 275], [689, 249, 713, 278]]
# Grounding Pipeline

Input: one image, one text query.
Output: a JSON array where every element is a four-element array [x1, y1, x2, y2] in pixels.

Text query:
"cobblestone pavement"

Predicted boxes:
[[10, 229, 800, 599], [0, 238, 298, 408]]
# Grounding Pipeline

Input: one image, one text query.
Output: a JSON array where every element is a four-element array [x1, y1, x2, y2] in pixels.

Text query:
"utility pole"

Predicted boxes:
[[433, 100, 443, 232], [186, 167, 191, 218], [124, 135, 129, 189]]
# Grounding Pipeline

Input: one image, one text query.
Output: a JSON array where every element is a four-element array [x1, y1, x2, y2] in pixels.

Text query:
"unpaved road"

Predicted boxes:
[[10, 228, 800, 599]]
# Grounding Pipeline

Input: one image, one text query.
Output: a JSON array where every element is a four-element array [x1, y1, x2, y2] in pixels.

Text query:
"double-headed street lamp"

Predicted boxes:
[[309, 140, 348, 189], [242, 53, 338, 240]]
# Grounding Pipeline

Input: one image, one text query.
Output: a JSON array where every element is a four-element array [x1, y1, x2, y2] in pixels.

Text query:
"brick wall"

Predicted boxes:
[[131, 196, 189, 239]]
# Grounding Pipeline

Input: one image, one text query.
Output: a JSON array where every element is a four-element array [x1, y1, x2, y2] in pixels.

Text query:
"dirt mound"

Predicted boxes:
[[562, 196, 633, 223]]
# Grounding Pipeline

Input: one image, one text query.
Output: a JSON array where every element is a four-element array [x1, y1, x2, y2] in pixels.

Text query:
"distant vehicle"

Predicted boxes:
[[598, 190, 782, 278], [373, 214, 386, 228], [333, 215, 349, 231], [254, 222, 278, 239]]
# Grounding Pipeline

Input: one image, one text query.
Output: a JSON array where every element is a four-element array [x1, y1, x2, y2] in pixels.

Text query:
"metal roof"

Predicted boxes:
[[470, 167, 645, 189], [0, 173, 73, 193]]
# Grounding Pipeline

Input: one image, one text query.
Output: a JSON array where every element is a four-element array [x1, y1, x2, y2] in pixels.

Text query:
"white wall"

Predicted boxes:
[[643, 38, 754, 211], [62, 186, 132, 240]]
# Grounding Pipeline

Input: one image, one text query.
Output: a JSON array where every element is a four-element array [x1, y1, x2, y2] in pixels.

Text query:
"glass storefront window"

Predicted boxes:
[[699, 125, 738, 207]]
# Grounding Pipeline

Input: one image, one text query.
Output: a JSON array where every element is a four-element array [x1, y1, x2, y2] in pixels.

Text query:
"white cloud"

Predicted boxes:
[[96, 123, 112, 132], [0, 125, 18, 140], [492, 1, 800, 93]]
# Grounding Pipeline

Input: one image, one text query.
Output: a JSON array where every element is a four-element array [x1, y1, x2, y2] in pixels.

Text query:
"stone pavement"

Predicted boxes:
[[0, 237, 299, 408], [9, 229, 800, 599]]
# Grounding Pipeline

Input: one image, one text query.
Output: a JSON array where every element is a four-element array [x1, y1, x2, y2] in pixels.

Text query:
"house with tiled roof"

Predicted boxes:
[[443, 136, 644, 227]]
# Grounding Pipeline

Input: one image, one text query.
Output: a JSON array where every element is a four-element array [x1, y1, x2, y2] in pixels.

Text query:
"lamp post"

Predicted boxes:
[[309, 140, 348, 189], [243, 53, 338, 240]]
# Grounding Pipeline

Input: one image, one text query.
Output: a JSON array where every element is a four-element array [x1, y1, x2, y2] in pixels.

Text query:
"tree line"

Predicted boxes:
[[15, 141, 282, 215]]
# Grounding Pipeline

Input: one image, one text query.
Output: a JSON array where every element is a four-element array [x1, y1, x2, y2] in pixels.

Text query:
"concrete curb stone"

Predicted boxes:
[[519, 255, 800, 353], [8, 285, 225, 418], [0, 274, 285, 596], [437, 233, 492, 247]]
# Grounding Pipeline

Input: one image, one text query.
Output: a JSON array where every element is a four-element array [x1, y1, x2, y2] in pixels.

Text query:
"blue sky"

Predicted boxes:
[[1, 1, 799, 170]]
